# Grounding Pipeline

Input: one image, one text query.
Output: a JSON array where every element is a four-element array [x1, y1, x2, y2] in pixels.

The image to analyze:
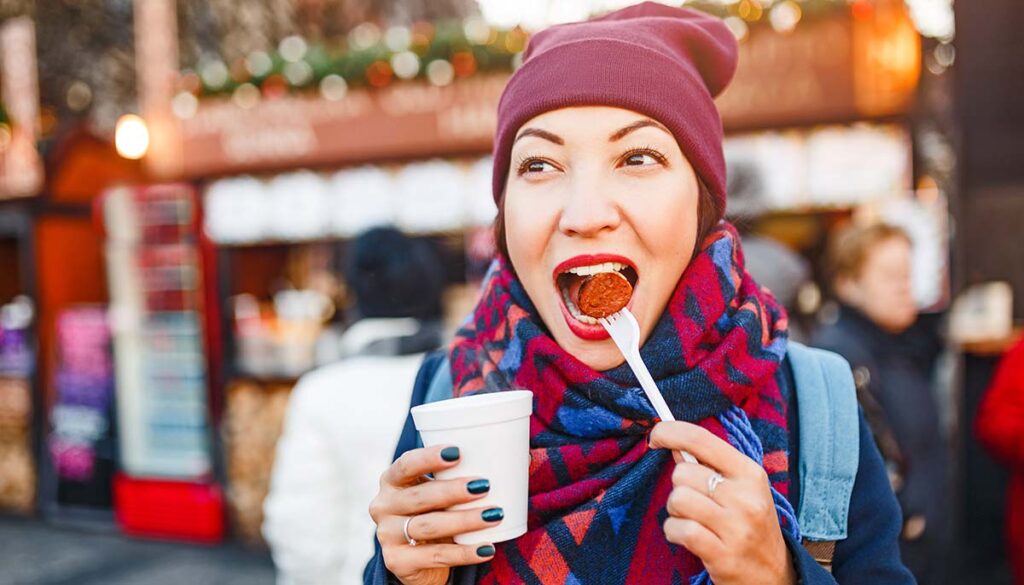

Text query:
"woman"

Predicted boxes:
[[976, 337, 1024, 584], [813, 223, 951, 585], [366, 4, 912, 584]]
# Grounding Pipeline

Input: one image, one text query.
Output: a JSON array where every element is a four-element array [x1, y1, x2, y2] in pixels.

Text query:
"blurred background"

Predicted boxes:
[[0, 0, 1021, 584]]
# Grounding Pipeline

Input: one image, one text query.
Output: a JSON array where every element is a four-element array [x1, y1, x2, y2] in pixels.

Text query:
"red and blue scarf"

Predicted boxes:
[[449, 223, 798, 584]]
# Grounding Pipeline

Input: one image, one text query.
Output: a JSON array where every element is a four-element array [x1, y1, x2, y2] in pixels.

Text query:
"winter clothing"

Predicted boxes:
[[446, 223, 793, 583], [976, 337, 1024, 585], [364, 348, 915, 584], [363, 228, 913, 584], [813, 304, 951, 585], [491, 2, 736, 212], [262, 319, 438, 585]]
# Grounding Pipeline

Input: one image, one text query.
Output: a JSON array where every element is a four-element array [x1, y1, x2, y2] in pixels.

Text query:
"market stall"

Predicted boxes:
[[0, 15, 43, 518], [128, 0, 952, 545]]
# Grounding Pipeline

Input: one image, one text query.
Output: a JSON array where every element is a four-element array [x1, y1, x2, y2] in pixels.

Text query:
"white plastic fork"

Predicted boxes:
[[600, 309, 698, 464]]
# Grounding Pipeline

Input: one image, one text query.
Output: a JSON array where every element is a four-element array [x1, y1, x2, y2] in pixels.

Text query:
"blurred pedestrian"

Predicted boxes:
[[726, 160, 814, 343], [262, 227, 446, 585], [813, 222, 951, 585], [976, 336, 1024, 585]]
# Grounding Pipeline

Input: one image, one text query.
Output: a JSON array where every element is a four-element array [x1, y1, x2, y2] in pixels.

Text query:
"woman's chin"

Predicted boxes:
[[550, 314, 629, 371], [561, 337, 627, 371]]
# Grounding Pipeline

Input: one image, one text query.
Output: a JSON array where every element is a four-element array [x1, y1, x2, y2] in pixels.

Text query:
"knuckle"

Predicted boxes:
[[416, 516, 439, 539], [431, 550, 449, 567], [666, 489, 685, 516], [382, 549, 403, 575], [465, 545, 483, 563], [394, 454, 413, 479], [650, 423, 666, 445], [407, 486, 429, 511], [747, 492, 771, 516], [663, 518, 685, 544], [732, 520, 753, 543], [749, 463, 769, 482], [671, 464, 688, 486], [368, 496, 383, 521]]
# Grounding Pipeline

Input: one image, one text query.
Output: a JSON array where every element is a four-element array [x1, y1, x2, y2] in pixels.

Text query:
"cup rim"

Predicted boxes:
[[411, 389, 533, 431]]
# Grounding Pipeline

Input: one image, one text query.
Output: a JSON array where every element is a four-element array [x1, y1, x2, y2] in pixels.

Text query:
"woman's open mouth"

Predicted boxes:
[[553, 254, 639, 340]]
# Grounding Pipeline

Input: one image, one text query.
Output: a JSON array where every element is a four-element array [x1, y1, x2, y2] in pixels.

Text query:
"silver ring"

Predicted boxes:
[[707, 472, 726, 498], [403, 516, 418, 547]]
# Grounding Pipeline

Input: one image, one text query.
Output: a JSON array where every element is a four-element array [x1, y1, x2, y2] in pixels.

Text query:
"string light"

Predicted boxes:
[[114, 114, 149, 160], [178, 5, 942, 106]]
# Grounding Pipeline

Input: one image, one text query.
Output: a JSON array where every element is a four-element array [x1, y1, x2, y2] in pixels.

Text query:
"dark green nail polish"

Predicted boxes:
[[476, 545, 495, 557], [481, 507, 504, 523], [467, 479, 490, 494], [440, 447, 460, 462]]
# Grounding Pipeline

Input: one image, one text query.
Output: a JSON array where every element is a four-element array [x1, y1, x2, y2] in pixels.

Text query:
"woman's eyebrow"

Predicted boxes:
[[609, 119, 672, 142], [514, 128, 564, 145]]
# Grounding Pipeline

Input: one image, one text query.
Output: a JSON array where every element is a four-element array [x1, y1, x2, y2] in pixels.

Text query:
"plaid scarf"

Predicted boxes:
[[449, 223, 798, 584]]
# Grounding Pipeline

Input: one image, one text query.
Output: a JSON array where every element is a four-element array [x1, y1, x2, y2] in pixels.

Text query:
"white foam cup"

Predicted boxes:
[[410, 390, 533, 545]]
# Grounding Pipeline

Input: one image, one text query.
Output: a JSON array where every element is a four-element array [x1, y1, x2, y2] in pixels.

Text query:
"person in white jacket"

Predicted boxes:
[[262, 227, 446, 585]]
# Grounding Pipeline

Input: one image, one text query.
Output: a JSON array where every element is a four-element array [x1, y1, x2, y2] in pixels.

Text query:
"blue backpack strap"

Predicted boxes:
[[787, 342, 860, 545], [414, 357, 454, 449], [425, 357, 454, 404]]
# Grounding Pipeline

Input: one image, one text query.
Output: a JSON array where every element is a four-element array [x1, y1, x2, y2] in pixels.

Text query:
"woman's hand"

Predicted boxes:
[[368, 445, 503, 585], [649, 422, 797, 585]]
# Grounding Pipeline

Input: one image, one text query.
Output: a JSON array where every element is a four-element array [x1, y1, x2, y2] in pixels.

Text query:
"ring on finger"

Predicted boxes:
[[403, 516, 419, 547], [706, 472, 726, 498]]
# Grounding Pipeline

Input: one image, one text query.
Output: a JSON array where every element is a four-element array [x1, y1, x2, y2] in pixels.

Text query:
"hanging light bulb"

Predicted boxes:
[[115, 114, 150, 160], [770, 1, 802, 33]]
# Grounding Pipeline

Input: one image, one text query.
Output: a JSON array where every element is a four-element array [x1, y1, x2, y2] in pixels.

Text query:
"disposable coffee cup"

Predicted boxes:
[[410, 390, 533, 545]]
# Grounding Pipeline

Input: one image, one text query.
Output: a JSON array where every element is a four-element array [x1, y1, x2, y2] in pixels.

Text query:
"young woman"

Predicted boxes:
[[365, 4, 913, 584]]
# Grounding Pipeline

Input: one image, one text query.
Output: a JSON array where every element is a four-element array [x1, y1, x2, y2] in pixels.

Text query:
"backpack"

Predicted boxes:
[[422, 342, 859, 572]]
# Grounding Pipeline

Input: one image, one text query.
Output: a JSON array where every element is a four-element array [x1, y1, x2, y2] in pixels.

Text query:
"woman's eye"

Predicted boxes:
[[523, 159, 556, 174], [622, 152, 662, 167]]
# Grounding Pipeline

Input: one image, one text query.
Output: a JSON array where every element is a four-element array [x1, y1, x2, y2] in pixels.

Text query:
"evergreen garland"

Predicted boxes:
[[182, 20, 527, 99], [179, 1, 860, 101]]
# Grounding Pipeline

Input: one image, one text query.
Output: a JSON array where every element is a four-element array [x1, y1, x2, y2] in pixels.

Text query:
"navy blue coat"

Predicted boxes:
[[365, 352, 915, 584], [813, 306, 950, 584]]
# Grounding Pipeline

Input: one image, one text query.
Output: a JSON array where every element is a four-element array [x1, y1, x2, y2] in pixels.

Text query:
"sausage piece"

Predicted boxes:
[[577, 272, 633, 318]]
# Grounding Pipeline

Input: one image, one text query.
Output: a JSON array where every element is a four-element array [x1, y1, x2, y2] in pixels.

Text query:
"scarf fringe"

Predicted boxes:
[[690, 406, 801, 585]]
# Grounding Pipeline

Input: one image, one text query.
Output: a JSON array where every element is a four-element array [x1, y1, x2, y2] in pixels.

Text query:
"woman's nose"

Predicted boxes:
[[558, 182, 621, 238]]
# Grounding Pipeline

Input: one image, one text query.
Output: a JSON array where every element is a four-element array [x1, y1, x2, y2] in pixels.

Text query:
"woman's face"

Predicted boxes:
[[838, 236, 917, 334], [504, 106, 700, 371]]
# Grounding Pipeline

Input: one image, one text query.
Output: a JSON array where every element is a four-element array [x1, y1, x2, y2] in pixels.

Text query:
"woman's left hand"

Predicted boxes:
[[649, 421, 797, 585]]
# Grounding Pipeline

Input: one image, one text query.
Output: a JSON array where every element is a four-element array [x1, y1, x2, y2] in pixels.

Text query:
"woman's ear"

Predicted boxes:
[[834, 275, 862, 309]]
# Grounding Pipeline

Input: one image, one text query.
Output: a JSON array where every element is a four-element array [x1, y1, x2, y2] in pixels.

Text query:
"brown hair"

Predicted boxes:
[[827, 223, 912, 285], [493, 178, 723, 262]]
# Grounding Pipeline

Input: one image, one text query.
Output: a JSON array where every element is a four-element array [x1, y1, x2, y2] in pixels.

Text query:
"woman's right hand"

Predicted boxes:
[[369, 445, 503, 585]]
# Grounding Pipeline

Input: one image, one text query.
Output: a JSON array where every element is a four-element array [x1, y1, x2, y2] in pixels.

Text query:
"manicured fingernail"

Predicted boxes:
[[440, 447, 460, 462], [477, 545, 495, 557], [467, 479, 490, 494], [481, 507, 504, 523]]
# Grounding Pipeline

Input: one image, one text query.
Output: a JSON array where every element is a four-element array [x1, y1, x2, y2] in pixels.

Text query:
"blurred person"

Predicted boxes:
[[727, 160, 814, 343], [365, 5, 913, 585], [263, 227, 446, 585], [976, 336, 1024, 585], [813, 222, 951, 585]]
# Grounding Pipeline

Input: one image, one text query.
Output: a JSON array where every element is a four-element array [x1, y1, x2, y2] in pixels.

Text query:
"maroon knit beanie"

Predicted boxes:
[[492, 2, 738, 218]]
